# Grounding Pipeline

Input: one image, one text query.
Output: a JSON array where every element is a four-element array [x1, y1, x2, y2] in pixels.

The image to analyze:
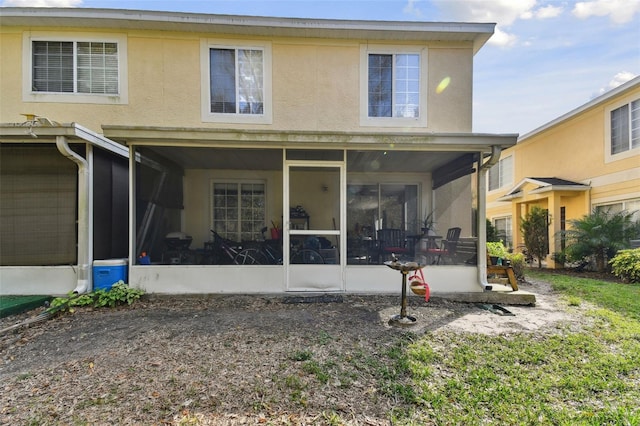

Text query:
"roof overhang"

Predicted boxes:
[[0, 7, 495, 54], [497, 177, 590, 202], [102, 125, 518, 152], [0, 121, 129, 158]]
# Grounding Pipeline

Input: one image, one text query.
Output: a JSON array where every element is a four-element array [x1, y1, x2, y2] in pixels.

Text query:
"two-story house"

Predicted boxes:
[[1, 7, 517, 296], [486, 76, 640, 267]]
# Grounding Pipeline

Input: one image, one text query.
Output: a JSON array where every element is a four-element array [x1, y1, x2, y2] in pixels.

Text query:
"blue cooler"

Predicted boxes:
[[93, 259, 128, 291]]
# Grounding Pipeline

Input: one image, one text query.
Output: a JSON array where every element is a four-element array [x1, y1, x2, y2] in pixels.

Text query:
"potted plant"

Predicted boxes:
[[487, 241, 510, 265], [421, 211, 437, 236]]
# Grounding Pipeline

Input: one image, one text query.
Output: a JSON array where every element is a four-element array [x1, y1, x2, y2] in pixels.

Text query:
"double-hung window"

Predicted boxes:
[[360, 45, 426, 127], [610, 98, 640, 155], [368, 53, 420, 118], [201, 40, 272, 124], [488, 155, 513, 191], [24, 33, 128, 104]]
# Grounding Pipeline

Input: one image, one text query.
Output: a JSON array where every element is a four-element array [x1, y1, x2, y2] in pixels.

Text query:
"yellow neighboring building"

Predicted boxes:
[[487, 76, 640, 268]]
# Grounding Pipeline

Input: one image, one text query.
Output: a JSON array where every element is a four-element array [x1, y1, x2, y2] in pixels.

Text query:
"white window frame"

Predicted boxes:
[[488, 155, 513, 192], [210, 180, 267, 242], [493, 216, 513, 248], [359, 44, 428, 128], [594, 198, 640, 222], [200, 39, 272, 124], [605, 95, 640, 163], [22, 32, 128, 104]]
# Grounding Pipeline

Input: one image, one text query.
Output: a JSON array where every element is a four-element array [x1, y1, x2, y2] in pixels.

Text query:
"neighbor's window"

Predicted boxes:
[[595, 199, 640, 222], [212, 182, 265, 242], [368, 53, 420, 118], [610, 98, 640, 155], [32, 41, 119, 94], [209, 47, 264, 115], [493, 216, 512, 248], [488, 155, 513, 191]]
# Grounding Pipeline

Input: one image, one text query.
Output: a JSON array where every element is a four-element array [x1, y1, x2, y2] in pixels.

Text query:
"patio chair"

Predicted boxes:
[[426, 227, 461, 264], [377, 229, 409, 261]]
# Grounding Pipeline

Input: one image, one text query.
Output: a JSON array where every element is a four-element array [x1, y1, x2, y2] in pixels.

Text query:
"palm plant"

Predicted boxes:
[[563, 209, 640, 272]]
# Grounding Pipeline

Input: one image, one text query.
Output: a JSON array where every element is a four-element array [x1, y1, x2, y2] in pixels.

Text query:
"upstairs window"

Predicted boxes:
[[209, 48, 264, 115], [610, 99, 640, 155], [368, 53, 420, 118], [488, 155, 513, 191], [32, 41, 119, 94], [360, 45, 426, 128], [201, 40, 272, 124]]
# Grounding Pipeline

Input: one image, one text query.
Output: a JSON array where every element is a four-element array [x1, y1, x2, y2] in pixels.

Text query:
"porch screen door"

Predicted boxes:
[[285, 162, 344, 291]]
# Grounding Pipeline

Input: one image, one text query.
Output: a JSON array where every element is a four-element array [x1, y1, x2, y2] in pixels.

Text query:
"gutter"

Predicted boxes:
[[477, 146, 502, 291], [56, 135, 92, 294]]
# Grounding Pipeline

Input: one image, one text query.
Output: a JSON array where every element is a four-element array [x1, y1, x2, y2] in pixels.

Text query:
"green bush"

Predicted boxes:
[[486, 241, 525, 280], [48, 281, 144, 314], [508, 252, 526, 280], [486, 241, 509, 259], [564, 209, 639, 272], [609, 249, 640, 283]]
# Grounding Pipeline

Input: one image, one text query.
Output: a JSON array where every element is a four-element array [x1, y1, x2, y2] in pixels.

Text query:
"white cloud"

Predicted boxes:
[[403, 0, 423, 18], [534, 5, 563, 19], [433, 0, 566, 48], [2, 0, 82, 6], [487, 27, 518, 47], [594, 71, 638, 97], [573, 0, 640, 24]]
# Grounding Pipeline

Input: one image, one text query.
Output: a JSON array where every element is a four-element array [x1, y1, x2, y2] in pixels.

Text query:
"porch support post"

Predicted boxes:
[[128, 144, 136, 276], [477, 147, 501, 290]]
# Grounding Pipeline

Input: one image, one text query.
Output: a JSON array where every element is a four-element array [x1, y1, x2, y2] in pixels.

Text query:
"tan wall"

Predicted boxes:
[[1, 26, 475, 134], [184, 169, 283, 248]]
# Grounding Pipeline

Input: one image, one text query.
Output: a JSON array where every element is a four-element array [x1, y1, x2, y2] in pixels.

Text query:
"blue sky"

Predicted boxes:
[[2, 0, 639, 136]]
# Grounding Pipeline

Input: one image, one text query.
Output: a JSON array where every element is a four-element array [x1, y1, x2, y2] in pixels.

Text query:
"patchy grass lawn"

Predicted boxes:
[[385, 270, 640, 425]]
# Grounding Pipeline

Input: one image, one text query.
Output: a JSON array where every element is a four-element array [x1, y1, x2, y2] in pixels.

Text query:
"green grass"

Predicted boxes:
[[385, 270, 640, 425], [528, 269, 640, 320]]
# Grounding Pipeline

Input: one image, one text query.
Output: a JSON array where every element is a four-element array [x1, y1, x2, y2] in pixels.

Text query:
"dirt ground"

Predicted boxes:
[[0, 278, 590, 425]]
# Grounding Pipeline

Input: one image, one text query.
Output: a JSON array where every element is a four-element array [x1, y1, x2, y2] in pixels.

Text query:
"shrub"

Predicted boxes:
[[520, 206, 550, 269], [609, 249, 640, 283], [487, 241, 509, 259], [564, 209, 639, 272], [486, 241, 525, 280], [508, 252, 526, 280], [48, 281, 144, 314]]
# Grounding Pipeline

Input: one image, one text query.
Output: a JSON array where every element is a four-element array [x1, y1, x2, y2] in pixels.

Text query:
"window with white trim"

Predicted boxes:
[[209, 47, 264, 114], [488, 155, 513, 191], [359, 45, 426, 127], [493, 216, 513, 248], [32, 41, 119, 94], [368, 53, 420, 118], [595, 199, 640, 222], [23, 33, 127, 104], [202, 40, 272, 124], [212, 182, 265, 242], [610, 98, 640, 155]]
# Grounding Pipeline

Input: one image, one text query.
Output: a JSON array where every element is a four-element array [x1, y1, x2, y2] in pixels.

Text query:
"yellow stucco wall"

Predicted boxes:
[[487, 81, 640, 267], [1, 27, 475, 134]]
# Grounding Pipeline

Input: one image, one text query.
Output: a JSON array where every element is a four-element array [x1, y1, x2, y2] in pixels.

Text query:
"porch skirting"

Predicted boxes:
[[128, 264, 482, 294]]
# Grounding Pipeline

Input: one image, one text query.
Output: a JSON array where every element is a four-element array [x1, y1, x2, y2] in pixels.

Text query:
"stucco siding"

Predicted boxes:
[[2, 25, 475, 134]]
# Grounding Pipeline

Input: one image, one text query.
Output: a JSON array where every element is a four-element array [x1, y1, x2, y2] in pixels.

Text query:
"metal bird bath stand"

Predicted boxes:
[[384, 260, 425, 326]]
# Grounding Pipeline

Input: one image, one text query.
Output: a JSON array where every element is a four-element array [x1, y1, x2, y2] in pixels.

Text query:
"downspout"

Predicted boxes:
[[477, 145, 502, 290], [56, 135, 92, 294]]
